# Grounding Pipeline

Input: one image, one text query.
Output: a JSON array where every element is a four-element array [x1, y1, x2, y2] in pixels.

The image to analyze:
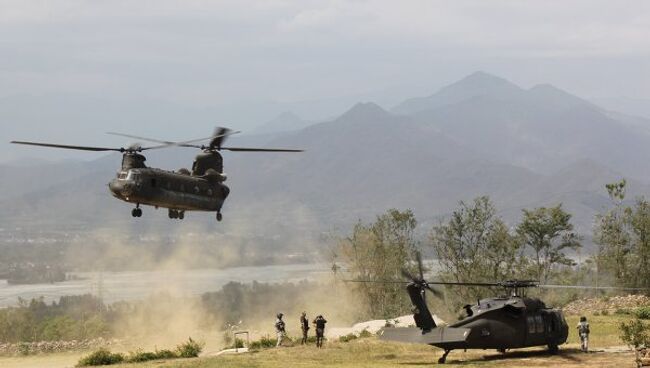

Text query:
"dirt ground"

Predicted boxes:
[[2, 341, 634, 368]]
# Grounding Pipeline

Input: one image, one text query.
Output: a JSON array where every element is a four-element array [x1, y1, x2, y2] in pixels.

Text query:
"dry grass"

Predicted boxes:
[[124, 339, 635, 368], [0, 313, 637, 368]]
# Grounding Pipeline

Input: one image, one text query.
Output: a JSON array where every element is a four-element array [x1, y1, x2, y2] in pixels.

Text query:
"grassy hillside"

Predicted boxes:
[[108, 314, 631, 368]]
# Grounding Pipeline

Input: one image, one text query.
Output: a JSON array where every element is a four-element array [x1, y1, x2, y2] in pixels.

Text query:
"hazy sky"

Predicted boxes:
[[2, 0, 649, 162]]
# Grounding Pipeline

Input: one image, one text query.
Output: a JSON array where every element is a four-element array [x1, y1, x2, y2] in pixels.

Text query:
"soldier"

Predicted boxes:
[[313, 315, 327, 348], [577, 316, 590, 352], [275, 313, 286, 347], [300, 312, 310, 345]]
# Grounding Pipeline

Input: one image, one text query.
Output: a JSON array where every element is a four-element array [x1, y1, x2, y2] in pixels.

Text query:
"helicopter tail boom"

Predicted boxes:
[[380, 326, 470, 346]]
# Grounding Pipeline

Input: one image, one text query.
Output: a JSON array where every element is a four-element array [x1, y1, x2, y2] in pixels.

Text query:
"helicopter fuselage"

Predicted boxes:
[[108, 167, 229, 212], [437, 296, 568, 350]]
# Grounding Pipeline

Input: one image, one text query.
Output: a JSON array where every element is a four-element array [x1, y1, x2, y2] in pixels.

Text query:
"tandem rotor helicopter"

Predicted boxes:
[[11, 127, 302, 221], [348, 251, 650, 364]]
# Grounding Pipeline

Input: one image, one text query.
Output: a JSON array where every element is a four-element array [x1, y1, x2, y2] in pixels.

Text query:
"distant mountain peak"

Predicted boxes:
[[527, 83, 594, 110], [456, 71, 515, 87], [254, 110, 307, 133], [338, 102, 392, 122], [392, 71, 523, 114]]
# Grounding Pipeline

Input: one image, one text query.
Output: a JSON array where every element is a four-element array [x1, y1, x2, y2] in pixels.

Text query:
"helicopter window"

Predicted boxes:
[[118, 172, 128, 180], [535, 315, 544, 334], [527, 317, 536, 334]]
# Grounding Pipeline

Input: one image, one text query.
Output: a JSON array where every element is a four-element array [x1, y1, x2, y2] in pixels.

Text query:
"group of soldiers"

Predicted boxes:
[[274, 312, 327, 348]]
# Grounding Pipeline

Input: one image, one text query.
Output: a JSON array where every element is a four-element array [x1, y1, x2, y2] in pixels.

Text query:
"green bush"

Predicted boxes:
[[339, 333, 357, 343], [17, 342, 30, 356], [619, 318, 650, 349], [153, 349, 176, 359], [249, 335, 277, 350], [126, 350, 159, 363], [77, 349, 125, 366], [636, 307, 650, 320], [615, 308, 632, 315], [175, 337, 203, 358], [359, 329, 373, 338], [228, 338, 245, 349]]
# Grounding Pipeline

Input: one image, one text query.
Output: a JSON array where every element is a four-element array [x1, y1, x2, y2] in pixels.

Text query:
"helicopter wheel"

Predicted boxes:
[[178, 211, 184, 220], [547, 344, 559, 354], [438, 350, 450, 364], [216, 212, 223, 222], [168, 209, 178, 219], [132, 208, 142, 217]]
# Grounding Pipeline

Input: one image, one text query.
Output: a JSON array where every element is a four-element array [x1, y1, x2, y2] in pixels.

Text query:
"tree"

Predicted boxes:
[[516, 204, 581, 283], [338, 209, 418, 319], [596, 180, 650, 289], [430, 197, 523, 302], [595, 179, 632, 284]]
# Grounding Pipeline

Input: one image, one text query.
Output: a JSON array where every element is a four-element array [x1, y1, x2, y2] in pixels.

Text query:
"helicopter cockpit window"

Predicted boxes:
[[535, 315, 544, 334], [527, 317, 536, 334], [117, 172, 128, 180]]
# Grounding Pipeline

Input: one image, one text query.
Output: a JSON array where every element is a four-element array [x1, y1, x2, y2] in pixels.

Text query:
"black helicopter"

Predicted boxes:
[[349, 252, 648, 364], [11, 128, 302, 221]]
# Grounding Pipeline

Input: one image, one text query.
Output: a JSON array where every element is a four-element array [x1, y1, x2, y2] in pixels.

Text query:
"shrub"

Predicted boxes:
[[154, 349, 177, 359], [176, 337, 203, 358], [339, 333, 357, 343], [619, 318, 650, 349], [359, 329, 373, 338], [17, 342, 30, 356], [249, 335, 277, 350], [228, 338, 245, 349], [601, 309, 610, 316], [126, 350, 159, 363], [636, 307, 650, 320], [77, 349, 125, 366], [615, 308, 632, 315]]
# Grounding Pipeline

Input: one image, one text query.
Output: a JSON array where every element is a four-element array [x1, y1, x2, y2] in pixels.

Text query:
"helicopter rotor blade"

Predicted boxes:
[[221, 147, 304, 152], [106, 132, 174, 145], [537, 284, 650, 291], [401, 268, 418, 283], [106, 130, 241, 148], [423, 283, 443, 298], [11, 141, 125, 152], [342, 279, 407, 284], [416, 251, 424, 281]]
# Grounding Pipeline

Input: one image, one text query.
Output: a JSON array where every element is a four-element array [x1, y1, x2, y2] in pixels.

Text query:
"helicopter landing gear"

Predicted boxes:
[[216, 211, 223, 222], [497, 348, 506, 354], [131, 205, 142, 217], [438, 350, 450, 364], [168, 209, 184, 220], [547, 344, 559, 354]]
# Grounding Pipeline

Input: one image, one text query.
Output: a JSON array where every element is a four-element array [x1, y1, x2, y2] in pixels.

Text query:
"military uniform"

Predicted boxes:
[[275, 313, 286, 347], [300, 312, 309, 345], [577, 317, 590, 352], [313, 315, 327, 348]]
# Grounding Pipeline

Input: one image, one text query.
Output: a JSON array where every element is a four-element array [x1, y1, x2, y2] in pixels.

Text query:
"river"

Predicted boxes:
[[0, 263, 333, 308]]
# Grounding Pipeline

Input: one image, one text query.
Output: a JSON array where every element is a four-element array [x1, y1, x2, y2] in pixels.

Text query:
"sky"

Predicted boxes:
[[1, 0, 649, 162]]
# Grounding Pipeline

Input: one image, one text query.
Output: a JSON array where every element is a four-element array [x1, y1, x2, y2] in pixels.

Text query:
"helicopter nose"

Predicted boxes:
[[108, 179, 134, 198]]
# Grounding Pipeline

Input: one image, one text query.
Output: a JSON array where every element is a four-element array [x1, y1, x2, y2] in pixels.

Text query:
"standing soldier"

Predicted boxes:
[[313, 315, 327, 348], [300, 312, 309, 345], [275, 313, 286, 347], [577, 316, 590, 352]]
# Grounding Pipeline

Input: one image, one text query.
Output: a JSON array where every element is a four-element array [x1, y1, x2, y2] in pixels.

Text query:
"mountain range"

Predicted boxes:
[[3, 71, 650, 250]]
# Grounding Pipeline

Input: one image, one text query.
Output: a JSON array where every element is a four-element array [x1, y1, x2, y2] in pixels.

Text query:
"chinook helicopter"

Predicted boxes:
[[11, 128, 302, 221], [348, 252, 649, 364]]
